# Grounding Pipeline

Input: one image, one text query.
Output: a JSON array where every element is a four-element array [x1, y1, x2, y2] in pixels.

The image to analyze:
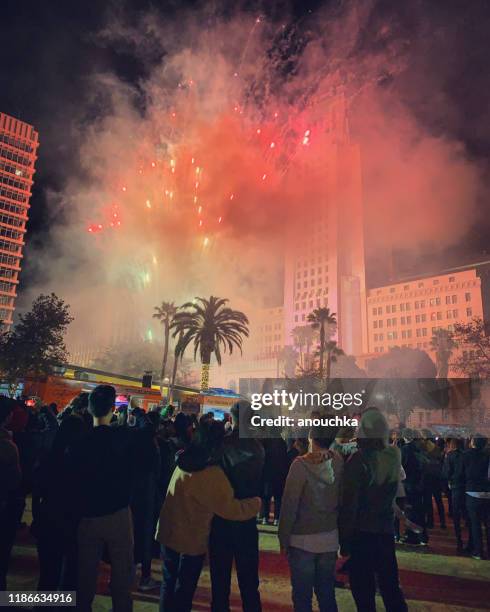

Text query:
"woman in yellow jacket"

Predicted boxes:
[[156, 420, 261, 612]]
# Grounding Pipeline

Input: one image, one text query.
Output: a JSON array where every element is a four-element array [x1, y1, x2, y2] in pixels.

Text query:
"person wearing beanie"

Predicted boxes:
[[339, 407, 407, 612]]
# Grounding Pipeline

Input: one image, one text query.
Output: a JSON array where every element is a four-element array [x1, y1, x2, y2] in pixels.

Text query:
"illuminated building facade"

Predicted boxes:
[[283, 95, 367, 356], [0, 112, 39, 326], [366, 267, 484, 366]]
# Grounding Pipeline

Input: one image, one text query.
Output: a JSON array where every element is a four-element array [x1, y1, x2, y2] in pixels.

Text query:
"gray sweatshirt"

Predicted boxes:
[[278, 451, 343, 550]]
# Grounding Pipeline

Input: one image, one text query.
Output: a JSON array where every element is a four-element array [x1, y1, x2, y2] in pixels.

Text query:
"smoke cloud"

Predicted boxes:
[[20, 0, 487, 365]]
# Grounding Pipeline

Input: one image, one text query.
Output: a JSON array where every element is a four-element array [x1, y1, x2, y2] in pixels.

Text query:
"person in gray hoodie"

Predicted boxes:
[[339, 407, 407, 612], [278, 425, 342, 612]]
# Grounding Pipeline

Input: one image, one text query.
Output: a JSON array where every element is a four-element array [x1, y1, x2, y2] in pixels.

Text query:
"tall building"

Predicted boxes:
[[0, 112, 39, 326], [283, 95, 367, 355]]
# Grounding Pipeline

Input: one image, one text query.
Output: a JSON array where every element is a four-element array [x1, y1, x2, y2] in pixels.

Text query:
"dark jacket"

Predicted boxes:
[[462, 448, 490, 493], [0, 427, 21, 504], [221, 428, 265, 500], [339, 446, 401, 553], [401, 441, 424, 492], [443, 449, 465, 490], [261, 437, 288, 496]]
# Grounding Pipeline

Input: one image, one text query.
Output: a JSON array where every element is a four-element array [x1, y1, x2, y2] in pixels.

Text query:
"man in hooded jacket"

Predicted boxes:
[[339, 407, 408, 612]]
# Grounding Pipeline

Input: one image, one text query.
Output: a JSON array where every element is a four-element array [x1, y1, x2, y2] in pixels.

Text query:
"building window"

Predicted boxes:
[[372, 308, 377, 315], [466, 307, 472, 317], [418, 282, 424, 288], [401, 316, 406, 325], [451, 295, 457, 304], [422, 328, 427, 336], [465, 292, 471, 302], [446, 295, 451, 304], [373, 320, 378, 329], [378, 320, 383, 328], [416, 315, 421, 323], [437, 312, 442, 320], [407, 316, 412, 324], [415, 301, 419, 309], [404, 285, 410, 290], [400, 303, 405, 311], [449, 276, 455, 282], [453, 309, 458, 318]]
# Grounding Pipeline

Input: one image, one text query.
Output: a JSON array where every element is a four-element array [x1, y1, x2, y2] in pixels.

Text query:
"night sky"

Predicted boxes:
[[1, 0, 489, 293]]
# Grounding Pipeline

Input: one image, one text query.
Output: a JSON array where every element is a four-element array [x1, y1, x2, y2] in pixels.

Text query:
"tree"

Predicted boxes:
[[171, 296, 249, 390], [0, 293, 73, 390], [330, 354, 366, 378], [291, 326, 317, 371], [452, 318, 490, 378], [430, 329, 457, 378], [276, 345, 299, 377], [153, 302, 179, 394], [91, 339, 193, 385], [367, 346, 437, 424], [324, 340, 344, 382], [307, 307, 337, 378]]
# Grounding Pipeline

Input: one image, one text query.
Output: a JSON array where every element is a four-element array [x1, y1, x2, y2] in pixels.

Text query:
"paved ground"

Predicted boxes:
[[6, 508, 490, 611]]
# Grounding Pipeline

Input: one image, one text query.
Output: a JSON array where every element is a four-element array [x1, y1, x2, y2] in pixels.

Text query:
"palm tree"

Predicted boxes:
[[324, 340, 344, 382], [291, 326, 306, 368], [153, 301, 179, 395], [168, 331, 184, 403], [307, 307, 337, 378], [430, 328, 457, 378], [171, 296, 249, 390]]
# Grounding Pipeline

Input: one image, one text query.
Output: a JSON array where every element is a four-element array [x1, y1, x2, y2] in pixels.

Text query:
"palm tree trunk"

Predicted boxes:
[[201, 350, 211, 391], [326, 348, 331, 382], [169, 332, 183, 403], [319, 326, 325, 379], [169, 352, 179, 404], [160, 322, 170, 395]]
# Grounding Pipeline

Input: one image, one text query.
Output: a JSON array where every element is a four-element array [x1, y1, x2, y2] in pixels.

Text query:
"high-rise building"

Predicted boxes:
[[0, 112, 39, 326], [283, 95, 367, 356]]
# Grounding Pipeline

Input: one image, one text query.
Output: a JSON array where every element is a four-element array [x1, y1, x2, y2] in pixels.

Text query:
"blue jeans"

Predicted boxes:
[[287, 547, 338, 612]]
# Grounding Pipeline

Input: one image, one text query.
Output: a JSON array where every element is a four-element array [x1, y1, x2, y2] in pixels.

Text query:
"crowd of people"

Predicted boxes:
[[0, 387, 489, 612]]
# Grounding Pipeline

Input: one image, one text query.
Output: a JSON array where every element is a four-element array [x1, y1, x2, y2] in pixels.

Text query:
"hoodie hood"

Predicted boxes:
[[300, 452, 336, 485]]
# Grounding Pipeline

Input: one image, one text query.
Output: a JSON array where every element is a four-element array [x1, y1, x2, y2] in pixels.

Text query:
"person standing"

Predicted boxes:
[[0, 397, 22, 591], [261, 437, 288, 525], [33, 414, 86, 591], [70, 385, 153, 612], [156, 420, 261, 612], [462, 435, 490, 560], [340, 408, 408, 612], [209, 400, 265, 612], [400, 429, 428, 545], [443, 438, 467, 552], [279, 426, 342, 612]]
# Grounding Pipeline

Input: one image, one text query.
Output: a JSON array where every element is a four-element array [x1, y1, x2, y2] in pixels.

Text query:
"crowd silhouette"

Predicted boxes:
[[0, 387, 489, 612]]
